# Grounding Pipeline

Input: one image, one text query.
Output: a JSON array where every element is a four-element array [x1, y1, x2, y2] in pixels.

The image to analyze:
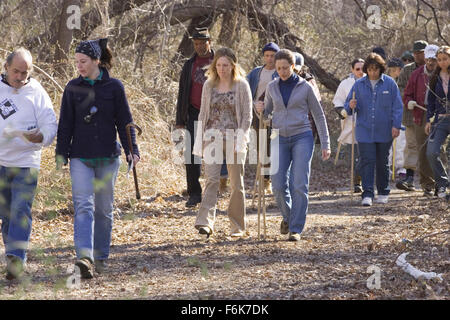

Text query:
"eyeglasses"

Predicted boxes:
[[355, 68, 362, 71], [84, 106, 98, 123]]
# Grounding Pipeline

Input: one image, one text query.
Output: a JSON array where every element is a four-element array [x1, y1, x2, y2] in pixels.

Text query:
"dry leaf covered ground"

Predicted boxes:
[[0, 151, 448, 300]]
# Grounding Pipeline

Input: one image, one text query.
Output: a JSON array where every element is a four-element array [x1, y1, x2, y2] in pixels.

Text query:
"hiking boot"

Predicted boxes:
[[94, 259, 107, 274], [288, 232, 301, 241], [280, 220, 289, 235], [354, 185, 362, 193], [263, 179, 272, 195], [423, 188, 434, 197], [396, 175, 415, 191], [219, 178, 229, 194], [375, 195, 389, 204], [75, 257, 94, 279], [5, 255, 24, 280], [186, 195, 201, 208], [361, 197, 372, 207]]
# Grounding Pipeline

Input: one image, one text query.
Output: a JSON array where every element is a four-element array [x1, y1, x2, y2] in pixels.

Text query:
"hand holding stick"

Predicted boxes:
[[126, 122, 142, 200]]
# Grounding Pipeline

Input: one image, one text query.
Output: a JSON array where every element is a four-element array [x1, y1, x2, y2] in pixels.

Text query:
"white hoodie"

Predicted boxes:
[[0, 78, 57, 168]]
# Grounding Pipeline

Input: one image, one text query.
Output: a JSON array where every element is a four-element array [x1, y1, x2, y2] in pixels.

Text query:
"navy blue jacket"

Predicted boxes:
[[56, 68, 139, 159]]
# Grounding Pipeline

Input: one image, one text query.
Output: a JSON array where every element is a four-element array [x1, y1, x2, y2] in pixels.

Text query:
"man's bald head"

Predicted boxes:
[[4, 48, 33, 89]]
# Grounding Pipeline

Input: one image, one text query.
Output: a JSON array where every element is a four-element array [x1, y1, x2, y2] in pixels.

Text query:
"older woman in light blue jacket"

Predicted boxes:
[[256, 49, 330, 241]]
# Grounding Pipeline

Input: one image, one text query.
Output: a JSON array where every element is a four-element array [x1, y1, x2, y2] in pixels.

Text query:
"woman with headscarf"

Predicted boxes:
[[56, 38, 140, 278]]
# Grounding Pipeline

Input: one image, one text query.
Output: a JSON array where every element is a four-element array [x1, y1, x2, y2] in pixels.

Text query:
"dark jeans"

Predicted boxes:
[[427, 116, 450, 189], [185, 106, 227, 197], [359, 141, 393, 199]]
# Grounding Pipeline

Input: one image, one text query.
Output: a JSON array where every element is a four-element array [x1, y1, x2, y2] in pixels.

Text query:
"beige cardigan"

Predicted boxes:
[[193, 78, 253, 157]]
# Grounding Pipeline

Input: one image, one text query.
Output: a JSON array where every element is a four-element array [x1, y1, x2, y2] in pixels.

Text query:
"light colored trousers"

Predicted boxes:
[[195, 146, 246, 235], [403, 125, 418, 170]]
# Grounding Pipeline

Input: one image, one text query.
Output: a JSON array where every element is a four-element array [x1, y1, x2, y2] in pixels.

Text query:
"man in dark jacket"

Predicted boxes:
[[175, 27, 215, 207]]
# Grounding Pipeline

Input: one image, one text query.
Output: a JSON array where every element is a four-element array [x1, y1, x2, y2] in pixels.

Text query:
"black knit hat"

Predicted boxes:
[[372, 46, 386, 60], [387, 58, 404, 68]]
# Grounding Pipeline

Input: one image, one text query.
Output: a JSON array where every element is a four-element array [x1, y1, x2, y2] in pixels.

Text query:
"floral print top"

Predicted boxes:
[[206, 88, 238, 138]]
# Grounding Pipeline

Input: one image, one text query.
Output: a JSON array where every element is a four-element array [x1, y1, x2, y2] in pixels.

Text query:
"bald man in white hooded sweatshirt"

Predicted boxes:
[[0, 48, 57, 280]]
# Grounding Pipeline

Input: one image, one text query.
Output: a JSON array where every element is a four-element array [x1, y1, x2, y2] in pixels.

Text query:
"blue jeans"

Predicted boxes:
[[427, 116, 449, 189], [358, 141, 393, 199], [0, 166, 38, 262], [70, 158, 120, 262], [270, 132, 314, 234]]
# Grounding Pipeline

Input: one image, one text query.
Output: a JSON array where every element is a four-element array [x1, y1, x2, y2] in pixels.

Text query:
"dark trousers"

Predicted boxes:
[[359, 141, 393, 199], [186, 106, 202, 197]]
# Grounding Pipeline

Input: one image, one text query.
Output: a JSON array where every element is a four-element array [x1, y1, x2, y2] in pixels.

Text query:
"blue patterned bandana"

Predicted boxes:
[[76, 38, 107, 60]]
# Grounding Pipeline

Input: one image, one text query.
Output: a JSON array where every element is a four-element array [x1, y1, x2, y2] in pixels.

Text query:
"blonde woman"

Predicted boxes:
[[192, 47, 252, 237]]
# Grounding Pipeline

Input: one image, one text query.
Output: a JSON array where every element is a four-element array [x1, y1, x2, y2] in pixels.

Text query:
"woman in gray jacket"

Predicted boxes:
[[256, 49, 330, 241]]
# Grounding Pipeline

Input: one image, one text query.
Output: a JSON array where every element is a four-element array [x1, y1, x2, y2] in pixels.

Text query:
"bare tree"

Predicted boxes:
[[54, 0, 82, 73]]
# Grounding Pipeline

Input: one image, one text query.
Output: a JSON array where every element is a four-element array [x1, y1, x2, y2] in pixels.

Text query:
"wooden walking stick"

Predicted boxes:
[[334, 141, 342, 166], [392, 138, 397, 181], [257, 110, 267, 240], [126, 122, 143, 200], [350, 92, 356, 204]]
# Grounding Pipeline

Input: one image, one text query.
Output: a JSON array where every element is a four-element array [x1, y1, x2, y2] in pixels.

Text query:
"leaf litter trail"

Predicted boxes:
[[0, 161, 448, 300]]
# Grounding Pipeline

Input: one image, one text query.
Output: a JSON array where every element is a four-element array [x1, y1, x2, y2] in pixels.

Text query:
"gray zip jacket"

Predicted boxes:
[[264, 76, 330, 151]]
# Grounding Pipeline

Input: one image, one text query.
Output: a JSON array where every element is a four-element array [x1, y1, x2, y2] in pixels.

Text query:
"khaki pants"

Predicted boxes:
[[415, 114, 436, 190], [403, 125, 418, 171], [195, 145, 246, 234]]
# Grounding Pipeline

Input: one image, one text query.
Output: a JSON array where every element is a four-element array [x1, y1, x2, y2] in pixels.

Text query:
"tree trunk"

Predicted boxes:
[[54, 0, 82, 75]]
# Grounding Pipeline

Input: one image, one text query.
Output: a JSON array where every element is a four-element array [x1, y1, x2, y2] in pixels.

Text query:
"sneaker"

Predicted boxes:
[[396, 176, 415, 191], [423, 189, 434, 197], [198, 226, 212, 237], [354, 185, 362, 193], [94, 259, 107, 274], [288, 232, 301, 241], [186, 195, 202, 208], [361, 197, 373, 207], [5, 255, 24, 280], [436, 187, 447, 198], [280, 220, 289, 235], [375, 195, 389, 204], [75, 257, 94, 279], [230, 231, 245, 237]]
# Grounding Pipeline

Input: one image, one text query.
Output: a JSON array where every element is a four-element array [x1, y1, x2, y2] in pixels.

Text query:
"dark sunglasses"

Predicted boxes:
[[84, 106, 98, 123], [355, 68, 362, 71]]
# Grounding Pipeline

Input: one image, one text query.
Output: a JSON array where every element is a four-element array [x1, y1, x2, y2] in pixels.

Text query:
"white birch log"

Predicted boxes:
[[396, 253, 443, 281]]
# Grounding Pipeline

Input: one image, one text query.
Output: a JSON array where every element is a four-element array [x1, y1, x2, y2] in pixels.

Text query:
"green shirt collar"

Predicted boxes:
[[84, 69, 103, 86]]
